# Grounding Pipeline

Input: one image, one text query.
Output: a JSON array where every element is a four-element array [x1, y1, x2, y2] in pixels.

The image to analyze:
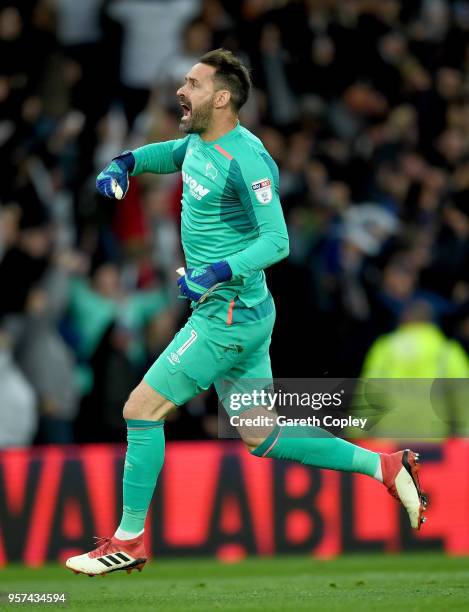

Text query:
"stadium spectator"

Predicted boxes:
[[65, 260, 172, 391], [0, 327, 37, 448], [13, 265, 79, 444], [105, 0, 201, 127], [358, 299, 469, 439]]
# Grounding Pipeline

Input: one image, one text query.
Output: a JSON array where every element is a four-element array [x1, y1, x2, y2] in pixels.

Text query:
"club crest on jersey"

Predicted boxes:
[[251, 178, 272, 204], [182, 170, 210, 200], [205, 163, 218, 180]]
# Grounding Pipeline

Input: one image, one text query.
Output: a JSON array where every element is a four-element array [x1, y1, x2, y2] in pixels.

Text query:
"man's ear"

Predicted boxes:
[[213, 89, 231, 109]]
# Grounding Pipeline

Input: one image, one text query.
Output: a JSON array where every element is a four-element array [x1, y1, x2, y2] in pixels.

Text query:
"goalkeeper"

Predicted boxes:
[[66, 49, 426, 577]]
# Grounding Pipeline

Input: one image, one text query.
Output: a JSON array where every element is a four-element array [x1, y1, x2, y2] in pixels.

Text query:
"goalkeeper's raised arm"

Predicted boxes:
[[96, 138, 190, 199], [96, 129, 289, 286]]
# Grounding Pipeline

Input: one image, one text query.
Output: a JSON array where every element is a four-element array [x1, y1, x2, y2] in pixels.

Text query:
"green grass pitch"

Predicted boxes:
[[1, 554, 468, 611]]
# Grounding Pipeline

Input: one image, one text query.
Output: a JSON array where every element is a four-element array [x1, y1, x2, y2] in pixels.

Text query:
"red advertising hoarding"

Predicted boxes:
[[0, 440, 467, 565]]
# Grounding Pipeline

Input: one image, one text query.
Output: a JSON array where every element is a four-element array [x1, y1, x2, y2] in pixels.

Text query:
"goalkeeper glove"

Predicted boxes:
[[96, 151, 135, 199], [177, 262, 232, 302]]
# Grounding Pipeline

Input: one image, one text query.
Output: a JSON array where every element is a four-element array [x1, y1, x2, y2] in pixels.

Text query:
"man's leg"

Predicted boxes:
[[246, 424, 426, 529], [246, 422, 382, 476], [66, 382, 176, 576], [66, 306, 245, 576], [115, 381, 175, 539], [217, 328, 427, 530], [217, 338, 382, 480]]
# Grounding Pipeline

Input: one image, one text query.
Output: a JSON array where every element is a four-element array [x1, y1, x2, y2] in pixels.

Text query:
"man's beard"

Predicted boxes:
[[180, 97, 214, 134]]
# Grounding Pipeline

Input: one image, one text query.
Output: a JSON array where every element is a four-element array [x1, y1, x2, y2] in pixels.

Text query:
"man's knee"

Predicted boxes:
[[234, 407, 277, 453], [123, 381, 176, 421], [122, 389, 141, 420], [242, 435, 269, 454]]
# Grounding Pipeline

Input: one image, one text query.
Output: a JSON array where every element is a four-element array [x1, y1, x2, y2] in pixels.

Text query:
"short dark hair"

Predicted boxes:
[[199, 49, 251, 112]]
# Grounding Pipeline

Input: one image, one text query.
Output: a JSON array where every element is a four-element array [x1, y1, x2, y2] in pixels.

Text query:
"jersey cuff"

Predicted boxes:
[[211, 261, 232, 282], [113, 151, 135, 174]]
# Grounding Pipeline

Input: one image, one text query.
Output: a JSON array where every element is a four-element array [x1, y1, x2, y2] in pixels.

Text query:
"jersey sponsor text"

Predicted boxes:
[[182, 170, 210, 200]]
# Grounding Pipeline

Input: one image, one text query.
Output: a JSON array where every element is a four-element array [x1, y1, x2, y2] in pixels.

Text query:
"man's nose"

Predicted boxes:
[[176, 84, 186, 97]]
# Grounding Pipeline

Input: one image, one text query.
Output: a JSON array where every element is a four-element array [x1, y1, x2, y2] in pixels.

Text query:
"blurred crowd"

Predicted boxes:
[[1, 0, 469, 447]]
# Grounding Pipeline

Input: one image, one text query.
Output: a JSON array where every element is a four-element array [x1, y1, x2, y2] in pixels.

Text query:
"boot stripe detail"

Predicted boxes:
[[97, 554, 126, 566]]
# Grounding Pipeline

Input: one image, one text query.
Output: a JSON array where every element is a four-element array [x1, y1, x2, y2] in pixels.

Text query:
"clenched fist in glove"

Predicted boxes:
[[96, 151, 135, 199]]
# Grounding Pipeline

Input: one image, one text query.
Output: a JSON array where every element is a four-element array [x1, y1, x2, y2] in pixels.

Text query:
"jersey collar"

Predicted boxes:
[[197, 122, 241, 146]]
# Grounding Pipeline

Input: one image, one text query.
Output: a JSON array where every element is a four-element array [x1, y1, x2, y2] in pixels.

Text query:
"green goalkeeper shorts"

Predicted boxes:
[[144, 292, 275, 408]]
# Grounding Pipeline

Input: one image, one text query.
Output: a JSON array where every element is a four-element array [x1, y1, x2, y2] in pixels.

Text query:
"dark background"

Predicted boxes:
[[1, 0, 468, 446]]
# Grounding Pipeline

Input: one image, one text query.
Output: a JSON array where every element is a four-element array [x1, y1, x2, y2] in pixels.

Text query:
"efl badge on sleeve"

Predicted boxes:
[[251, 178, 272, 204]]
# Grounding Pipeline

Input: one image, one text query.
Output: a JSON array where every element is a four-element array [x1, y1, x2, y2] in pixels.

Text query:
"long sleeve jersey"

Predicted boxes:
[[131, 122, 289, 307]]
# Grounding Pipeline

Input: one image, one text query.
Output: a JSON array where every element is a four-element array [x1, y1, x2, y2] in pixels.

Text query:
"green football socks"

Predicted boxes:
[[117, 419, 165, 537], [251, 425, 381, 478], [116, 418, 381, 540]]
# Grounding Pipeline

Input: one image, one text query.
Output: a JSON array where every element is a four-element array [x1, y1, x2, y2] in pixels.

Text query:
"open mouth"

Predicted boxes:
[[180, 101, 192, 119]]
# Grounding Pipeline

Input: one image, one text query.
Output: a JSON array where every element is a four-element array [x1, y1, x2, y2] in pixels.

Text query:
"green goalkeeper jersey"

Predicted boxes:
[[131, 123, 289, 307]]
